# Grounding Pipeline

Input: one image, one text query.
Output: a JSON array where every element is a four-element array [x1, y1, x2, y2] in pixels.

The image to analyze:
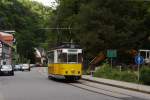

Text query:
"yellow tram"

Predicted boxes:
[[47, 43, 83, 80]]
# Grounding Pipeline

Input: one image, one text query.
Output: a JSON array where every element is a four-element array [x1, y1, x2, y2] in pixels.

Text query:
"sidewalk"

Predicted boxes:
[[82, 75, 150, 94]]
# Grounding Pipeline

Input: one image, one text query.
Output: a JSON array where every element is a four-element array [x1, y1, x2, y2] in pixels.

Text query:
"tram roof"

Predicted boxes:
[[50, 42, 81, 50]]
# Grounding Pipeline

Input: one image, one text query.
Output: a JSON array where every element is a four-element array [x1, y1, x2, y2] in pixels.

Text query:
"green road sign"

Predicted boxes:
[[107, 49, 117, 58]]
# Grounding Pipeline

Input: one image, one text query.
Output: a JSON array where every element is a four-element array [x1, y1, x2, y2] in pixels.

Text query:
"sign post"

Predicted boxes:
[[135, 54, 144, 81], [107, 49, 117, 68]]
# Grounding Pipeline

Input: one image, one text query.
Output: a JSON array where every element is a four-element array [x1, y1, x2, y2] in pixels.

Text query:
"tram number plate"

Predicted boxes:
[[71, 70, 75, 73]]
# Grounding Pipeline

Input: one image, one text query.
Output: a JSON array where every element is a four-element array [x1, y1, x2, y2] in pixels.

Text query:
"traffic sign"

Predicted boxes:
[[107, 49, 117, 58], [135, 55, 144, 64]]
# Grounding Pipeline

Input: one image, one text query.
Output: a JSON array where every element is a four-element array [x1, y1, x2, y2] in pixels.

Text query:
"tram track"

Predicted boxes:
[[69, 80, 150, 100], [37, 68, 150, 100]]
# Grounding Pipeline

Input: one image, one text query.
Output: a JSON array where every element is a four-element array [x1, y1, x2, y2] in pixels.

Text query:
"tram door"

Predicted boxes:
[[48, 51, 54, 74]]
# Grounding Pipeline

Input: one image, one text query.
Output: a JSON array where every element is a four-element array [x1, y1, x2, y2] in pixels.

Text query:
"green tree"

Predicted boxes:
[[0, 0, 53, 63], [49, 0, 150, 63]]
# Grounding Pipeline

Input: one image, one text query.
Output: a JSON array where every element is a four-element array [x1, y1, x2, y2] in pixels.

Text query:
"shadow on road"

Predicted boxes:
[[48, 77, 79, 83]]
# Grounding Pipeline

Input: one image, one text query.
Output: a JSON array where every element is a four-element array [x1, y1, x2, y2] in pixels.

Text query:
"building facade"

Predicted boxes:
[[0, 32, 14, 65]]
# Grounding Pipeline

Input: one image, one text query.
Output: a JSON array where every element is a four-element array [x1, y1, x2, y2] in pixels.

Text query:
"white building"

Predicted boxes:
[[0, 40, 13, 65]]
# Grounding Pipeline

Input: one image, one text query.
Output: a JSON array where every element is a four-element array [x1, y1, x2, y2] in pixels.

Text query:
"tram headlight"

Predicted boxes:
[[65, 71, 68, 74], [78, 71, 80, 74]]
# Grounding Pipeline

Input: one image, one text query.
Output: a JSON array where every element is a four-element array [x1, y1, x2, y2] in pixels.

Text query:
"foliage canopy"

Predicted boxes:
[[48, 0, 150, 64], [0, 0, 52, 63]]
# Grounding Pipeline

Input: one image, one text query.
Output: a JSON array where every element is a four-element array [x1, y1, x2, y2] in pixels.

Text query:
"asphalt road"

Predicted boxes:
[[0, 68, 149, 100]]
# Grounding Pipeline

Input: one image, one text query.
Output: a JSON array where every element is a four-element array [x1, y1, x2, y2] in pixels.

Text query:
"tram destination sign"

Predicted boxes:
[[68, 49, 77, 52]]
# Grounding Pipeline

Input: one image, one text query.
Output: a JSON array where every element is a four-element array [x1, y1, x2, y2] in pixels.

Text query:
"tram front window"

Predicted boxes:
[[58, 53, 67, 63], [68, 54, 77, 63]]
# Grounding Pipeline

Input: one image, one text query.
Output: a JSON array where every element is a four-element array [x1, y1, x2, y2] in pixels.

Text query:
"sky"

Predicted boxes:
[[31, 0, 57, 7]]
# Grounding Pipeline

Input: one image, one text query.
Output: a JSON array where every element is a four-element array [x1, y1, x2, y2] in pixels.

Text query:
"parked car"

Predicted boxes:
[[36, 63, 42, 67], [22, 64, 30, 71], [0, 65, 14, 76], [30, 64, 35, 68], [14, 65, 22, 71]]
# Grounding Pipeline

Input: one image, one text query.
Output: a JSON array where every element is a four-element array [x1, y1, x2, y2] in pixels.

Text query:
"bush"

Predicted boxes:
[[94, 64, 138, 83], [140, 67, 150, 85], [120, 71, 137, 83], [94, 64, 112, 78]]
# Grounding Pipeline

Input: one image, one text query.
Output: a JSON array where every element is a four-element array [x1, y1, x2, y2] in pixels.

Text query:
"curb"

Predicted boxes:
[[82, 76, 150, 94]]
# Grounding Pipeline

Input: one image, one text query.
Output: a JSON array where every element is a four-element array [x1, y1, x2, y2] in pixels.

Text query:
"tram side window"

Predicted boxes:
[[48, 52, 54, 63]]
